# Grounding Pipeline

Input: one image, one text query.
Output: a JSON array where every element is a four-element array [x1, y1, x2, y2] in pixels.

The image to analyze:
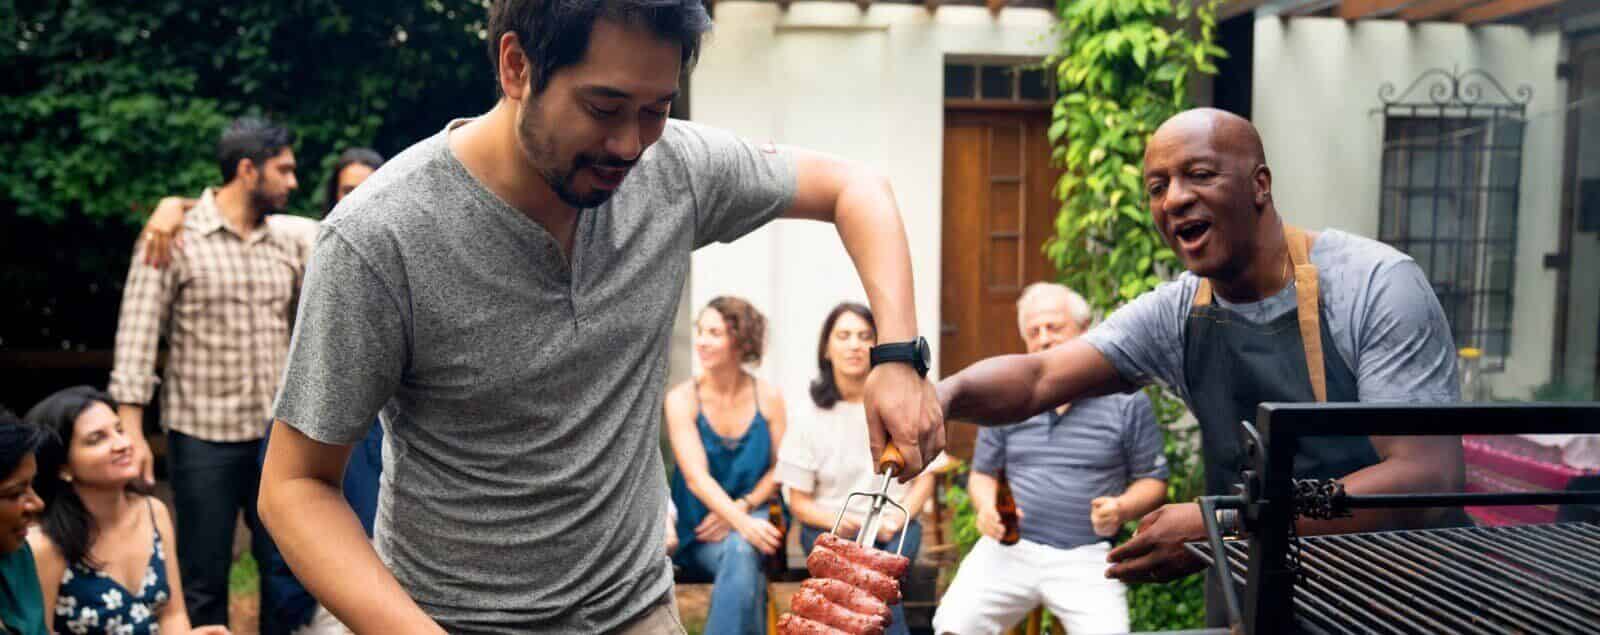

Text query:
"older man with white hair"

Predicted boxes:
[[933, 282, 1169, 635]]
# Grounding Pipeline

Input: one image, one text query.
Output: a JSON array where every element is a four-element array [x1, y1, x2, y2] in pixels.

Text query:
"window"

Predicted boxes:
[[1377, 68, 1530, 370], [943, 61, 1054, 104]]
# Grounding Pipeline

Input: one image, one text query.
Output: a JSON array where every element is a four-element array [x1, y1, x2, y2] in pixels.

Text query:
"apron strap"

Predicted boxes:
[[1284, 224, 1327, 403], [1189, 223, 1326, 401]]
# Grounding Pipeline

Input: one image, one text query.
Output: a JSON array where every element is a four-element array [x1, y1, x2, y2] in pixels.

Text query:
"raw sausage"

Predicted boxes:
[[777, 613, 851, 635], [790, 587, 886, 635], [815, 532, 911, 579], [806, 544, 900, 604], [800, 578, 892, 623]]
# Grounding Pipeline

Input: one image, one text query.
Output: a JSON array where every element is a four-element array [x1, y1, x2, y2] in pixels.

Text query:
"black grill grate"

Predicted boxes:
[[1190, 522, 1600, 634]]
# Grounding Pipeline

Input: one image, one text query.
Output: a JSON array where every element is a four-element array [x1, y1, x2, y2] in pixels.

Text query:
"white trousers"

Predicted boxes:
[[933, 537, 1129, 635]]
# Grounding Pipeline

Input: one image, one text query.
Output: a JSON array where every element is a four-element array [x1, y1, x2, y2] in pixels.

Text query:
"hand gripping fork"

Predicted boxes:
[[829, 443, 911, 555]]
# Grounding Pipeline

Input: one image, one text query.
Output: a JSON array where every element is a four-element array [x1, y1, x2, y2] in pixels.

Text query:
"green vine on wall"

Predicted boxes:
[[1044, 0, 1226, 630], [1046, 0, 1226, 307]]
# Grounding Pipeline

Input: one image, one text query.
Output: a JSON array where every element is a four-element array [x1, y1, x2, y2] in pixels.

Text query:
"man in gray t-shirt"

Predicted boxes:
[[936, 109, 1465, 601], [259, 4, 943, 634]]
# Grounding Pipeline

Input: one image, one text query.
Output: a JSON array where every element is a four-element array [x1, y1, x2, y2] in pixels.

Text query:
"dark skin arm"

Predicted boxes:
[[1105, 434, 1465, 583], [935, 320, 1466, 583], [936, 338, 1131, 426]]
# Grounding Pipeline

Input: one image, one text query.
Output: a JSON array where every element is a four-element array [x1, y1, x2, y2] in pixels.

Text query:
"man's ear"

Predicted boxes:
[[498, 32, 531, 101], [1253, 164, 1273, 209], [237, 158, 258, 186]]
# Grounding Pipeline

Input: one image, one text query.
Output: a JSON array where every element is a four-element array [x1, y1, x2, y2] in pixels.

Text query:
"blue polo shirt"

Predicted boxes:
[[971, 392, 1168, 550]]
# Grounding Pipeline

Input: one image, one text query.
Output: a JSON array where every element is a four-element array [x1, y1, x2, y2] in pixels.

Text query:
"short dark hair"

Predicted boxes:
[[486, 0, 712, 97], [24, 386, 118, 568], [0, 406, 48, 484], [217, 116, 295, 183], [810, 302, 876, 410], [324, 147, 386, 213]]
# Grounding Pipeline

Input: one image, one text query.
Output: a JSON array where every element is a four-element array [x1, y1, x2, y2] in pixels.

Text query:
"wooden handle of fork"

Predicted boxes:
[[878, 443, 905, 476]]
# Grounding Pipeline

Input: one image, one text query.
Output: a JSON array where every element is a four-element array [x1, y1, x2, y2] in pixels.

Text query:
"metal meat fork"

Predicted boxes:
[[830, 444, 911, 554]]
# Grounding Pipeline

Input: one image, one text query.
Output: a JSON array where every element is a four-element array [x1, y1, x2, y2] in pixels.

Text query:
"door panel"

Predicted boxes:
[[940, 108, 1063, 459]]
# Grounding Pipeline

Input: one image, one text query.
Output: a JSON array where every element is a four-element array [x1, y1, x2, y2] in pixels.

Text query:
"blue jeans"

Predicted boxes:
[[800, 520, 923, 635], [675, 519, 768, 635]]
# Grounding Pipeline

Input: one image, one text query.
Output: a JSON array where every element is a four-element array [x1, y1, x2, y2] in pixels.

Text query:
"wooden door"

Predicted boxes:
[[940, 109, 1064, 460]]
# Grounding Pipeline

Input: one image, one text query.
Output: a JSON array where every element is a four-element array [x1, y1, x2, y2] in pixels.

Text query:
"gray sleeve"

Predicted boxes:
[[1121, 393, 1170, 482], [1080, 278, 1193, 400], [971, 426, 1006, 477], [1354, 259, 1461, 403], [272, 229, 407, 445], [671, 121, 798, 249]]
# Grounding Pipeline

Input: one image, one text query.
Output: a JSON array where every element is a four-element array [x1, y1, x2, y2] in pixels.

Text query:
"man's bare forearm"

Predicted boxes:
[[1296, 436, 1465, 536], [967, 471, 999, 514], [940, 340, 1128, 427], [1118, 478, 1168, 522], [261, 474, 442, 634], [261, 421, 443, 634], [117, 404, 147, 444], [832, 173, 916, 343]]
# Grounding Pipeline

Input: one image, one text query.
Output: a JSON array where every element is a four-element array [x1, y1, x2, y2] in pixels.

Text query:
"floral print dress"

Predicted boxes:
[[52, 502, 169, 635]]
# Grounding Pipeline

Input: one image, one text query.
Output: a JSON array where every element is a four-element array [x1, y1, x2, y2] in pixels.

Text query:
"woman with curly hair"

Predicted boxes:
[[664, 296, 787, 635]]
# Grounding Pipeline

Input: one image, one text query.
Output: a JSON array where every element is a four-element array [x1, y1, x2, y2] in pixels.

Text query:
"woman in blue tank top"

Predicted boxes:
[[666, 297, 787, 635]]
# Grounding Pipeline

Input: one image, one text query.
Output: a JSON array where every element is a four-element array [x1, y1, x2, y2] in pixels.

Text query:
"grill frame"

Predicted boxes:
[[1202, 402, 1600, 634], [1192, 523, 1600, 633]]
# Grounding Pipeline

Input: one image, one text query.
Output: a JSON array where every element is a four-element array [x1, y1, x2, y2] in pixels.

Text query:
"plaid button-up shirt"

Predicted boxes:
[[110, 189, 317, 442]]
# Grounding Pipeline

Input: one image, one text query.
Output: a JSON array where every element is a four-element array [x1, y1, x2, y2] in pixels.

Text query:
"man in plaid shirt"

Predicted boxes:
[[109, 116, 311, 632]]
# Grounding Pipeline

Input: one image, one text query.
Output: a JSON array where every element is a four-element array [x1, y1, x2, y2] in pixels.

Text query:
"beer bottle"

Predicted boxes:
[[765, 498, 788, 576], [995, 468, 1021, 546]]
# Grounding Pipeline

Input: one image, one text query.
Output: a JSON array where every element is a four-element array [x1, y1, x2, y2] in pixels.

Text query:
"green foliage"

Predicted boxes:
[[939, 460, 982, 568], [1128, 569, 1206, 629], [0, 1, 496, 351], [1043, 0, 1226, 629], [1, 1, 494, 226], [1045, 0, 1227, 307]]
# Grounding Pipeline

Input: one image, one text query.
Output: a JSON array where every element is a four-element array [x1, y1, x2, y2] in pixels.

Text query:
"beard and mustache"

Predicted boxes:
[[517, 98, 638, 209]]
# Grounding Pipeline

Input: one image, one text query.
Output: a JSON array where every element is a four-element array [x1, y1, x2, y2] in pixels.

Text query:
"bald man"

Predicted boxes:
[[933, 283, 1167, 635], [936, 108, 1465, 623]]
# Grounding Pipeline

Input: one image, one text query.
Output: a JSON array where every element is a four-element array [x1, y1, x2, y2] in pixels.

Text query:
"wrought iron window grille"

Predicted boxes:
[[1376, 67, 1533, 371]]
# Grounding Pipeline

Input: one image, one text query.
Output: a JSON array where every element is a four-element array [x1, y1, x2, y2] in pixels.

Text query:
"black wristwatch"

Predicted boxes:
[[870, 336, 931, 378]]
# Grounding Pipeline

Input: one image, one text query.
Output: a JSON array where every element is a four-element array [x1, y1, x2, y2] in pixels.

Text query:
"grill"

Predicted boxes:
[[1191, 523, 1600, 634], [1182, 402, 1600, 635]]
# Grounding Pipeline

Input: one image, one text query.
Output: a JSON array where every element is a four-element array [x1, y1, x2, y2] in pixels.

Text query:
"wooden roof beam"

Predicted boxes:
[[1397, 0, 1495, 20], [1453, 0, 1562, 23], [987, 0, 1006, 16], [1339, 0, 1424, 20]]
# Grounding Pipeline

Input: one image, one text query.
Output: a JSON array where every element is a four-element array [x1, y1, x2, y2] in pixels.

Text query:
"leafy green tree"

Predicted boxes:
[[1, 1, 495, 353]]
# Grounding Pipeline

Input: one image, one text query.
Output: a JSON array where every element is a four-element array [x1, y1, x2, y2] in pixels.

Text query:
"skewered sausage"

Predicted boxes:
[[777, 613, 851, 635], [806, 544, 901, 604], [800, 578, 892, 623], [815, 532, 911, 579], [790, 587, 886, 635]]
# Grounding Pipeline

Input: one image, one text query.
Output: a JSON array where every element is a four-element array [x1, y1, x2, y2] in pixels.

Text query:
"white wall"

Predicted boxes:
[[687, 3, 1057, 404], [1252, 17, 1567, 399]]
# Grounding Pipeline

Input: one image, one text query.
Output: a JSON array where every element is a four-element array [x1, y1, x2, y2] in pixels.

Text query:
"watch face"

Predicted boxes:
[[916, 337, 930, 361]]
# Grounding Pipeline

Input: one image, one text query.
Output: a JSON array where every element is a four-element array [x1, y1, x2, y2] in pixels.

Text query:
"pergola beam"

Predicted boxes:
[[1339, 0, 1421, 19], [1453, 0, 1563, 23], [1396, 0, 1496, 20]]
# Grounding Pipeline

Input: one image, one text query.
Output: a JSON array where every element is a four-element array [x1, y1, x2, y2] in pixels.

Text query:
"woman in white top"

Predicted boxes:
[[776, 302, 936, 635]]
